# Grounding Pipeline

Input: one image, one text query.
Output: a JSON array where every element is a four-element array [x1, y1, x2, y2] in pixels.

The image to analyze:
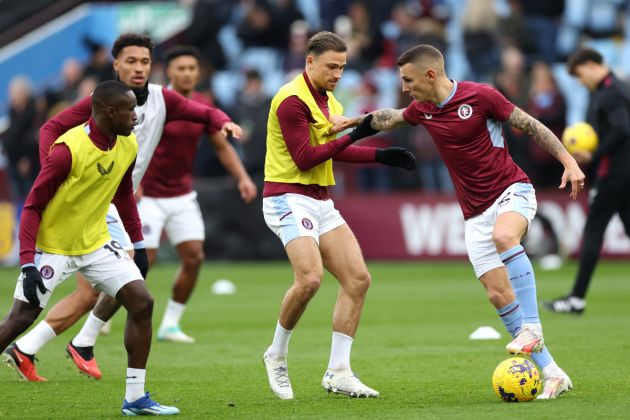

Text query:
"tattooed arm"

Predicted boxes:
[[507, 106, 586, 199], [331, 108, 407, 133], [369, 108, 408, 130]]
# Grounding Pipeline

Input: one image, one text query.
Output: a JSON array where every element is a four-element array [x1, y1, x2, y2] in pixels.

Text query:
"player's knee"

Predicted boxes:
[[129, 292, 154, 318], [346, 270, 372, 297], [182, 248, 204, 269], [296, 272, 322, 297], [492, 230, 520, 252]]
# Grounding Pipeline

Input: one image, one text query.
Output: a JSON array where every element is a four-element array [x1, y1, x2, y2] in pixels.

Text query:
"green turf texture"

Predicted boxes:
[[0, 261, 628, 418]]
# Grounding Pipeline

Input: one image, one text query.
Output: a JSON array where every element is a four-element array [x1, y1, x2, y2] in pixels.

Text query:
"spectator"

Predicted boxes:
[[82, 37, 114, 82], [526, 61, 566, 186], [519, 0, 565, 63], [461, 0, 500, 82], [185, 0, 233, 70], [232, 69, 271, 176], [284, 20, 310, 72], [1, 76, 40, 202]]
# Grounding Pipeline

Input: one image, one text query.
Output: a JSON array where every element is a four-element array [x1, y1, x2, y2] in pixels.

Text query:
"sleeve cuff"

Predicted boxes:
[[21, 263, 37, 269], [132, 241, 146, 249]]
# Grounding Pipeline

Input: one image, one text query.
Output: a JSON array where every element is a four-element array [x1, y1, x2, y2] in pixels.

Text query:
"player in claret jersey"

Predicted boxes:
[[139, 45, 257, 343], [357, 44, 585, 400], [3, 33, 243, 382]]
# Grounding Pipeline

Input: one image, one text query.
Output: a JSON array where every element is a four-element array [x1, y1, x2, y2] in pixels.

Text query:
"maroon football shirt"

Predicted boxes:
[[403, 81, 530, 219]]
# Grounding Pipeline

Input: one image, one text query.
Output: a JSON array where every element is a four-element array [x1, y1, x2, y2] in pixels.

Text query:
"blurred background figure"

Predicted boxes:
[[526, 61, 566, 187], [232, 69, 271, 177], [1, 76, 39, 203], [461, 0, 500, 83]]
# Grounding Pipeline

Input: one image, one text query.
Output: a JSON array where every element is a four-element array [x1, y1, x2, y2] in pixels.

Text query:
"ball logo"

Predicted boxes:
[[142, 225, 151, 235], [458, 104, 472, 120], [301, 218, 313, 230], [40, 265, 54, 280]]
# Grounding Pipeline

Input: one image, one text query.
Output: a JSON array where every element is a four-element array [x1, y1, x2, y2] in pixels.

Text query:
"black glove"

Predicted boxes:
[[348, 114, 380, 142], [22, 265, 47, 307], [133, 248, 149, 279], [375, 147, 418, 171]]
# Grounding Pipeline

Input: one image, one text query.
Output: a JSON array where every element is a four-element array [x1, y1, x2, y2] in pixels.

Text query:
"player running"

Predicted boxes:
[[354, 44, 584, 399], [139, 45, 257, 343], [261, 31, 417, 400], [2, 33, 243, 381], [0, 80, 179, 415]]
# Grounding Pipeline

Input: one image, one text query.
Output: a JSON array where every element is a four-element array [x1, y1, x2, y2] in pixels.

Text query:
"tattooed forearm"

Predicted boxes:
[[370, 108, 407, 130], [507, 107, 566, 159]]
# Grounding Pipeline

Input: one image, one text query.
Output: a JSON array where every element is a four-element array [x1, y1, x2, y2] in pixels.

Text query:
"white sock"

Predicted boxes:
[[159, 299, 186, 330], [268, 321, 292, 359], [328, 331, 353, 370], [542, 361, 563, 378], [72, 312, 106, 347], [16, 321, 56, 355], [125, 368, 146, 403]]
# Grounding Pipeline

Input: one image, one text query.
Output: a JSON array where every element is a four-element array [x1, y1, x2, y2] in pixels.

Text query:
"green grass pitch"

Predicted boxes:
[[0, 261, 629, 418]]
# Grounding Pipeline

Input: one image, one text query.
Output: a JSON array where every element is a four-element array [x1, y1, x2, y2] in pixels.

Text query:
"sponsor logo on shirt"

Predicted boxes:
[[423, 113, 433, 120], [97, 161, 115, 175], [458, 104, 472, 120]]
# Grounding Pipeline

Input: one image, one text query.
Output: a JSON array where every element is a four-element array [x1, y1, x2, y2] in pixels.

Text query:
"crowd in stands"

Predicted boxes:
[[3, 0, 630, 203]]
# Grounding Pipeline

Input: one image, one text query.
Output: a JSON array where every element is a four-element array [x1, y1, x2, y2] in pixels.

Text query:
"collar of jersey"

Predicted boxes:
[[436, 80, 457, 108]]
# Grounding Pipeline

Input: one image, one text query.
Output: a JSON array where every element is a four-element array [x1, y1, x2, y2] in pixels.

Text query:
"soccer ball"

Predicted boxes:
[[492, 357, 540, 402], [562, 122, 598, 154]]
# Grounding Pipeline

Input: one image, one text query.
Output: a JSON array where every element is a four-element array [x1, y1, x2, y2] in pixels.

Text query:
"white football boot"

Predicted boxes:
[[263, 350, 294, 400], [322, 369, 379, 398], [157, 326, 196, 343], [506, 324, 544, 356], [537, 370, 573, 399]]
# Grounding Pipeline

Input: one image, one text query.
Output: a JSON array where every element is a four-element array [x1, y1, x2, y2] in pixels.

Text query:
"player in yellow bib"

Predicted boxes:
[[261, 31, 417, 399], [0, 81, 179, 416]]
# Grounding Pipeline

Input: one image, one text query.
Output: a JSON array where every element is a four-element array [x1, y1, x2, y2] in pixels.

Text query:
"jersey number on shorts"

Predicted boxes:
[[104, 240, 125, 259]]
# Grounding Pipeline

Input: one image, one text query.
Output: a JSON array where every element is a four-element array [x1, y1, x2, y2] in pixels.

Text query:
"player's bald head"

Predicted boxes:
[[397, 45, 445, 75], [92, 80, 134, 111]]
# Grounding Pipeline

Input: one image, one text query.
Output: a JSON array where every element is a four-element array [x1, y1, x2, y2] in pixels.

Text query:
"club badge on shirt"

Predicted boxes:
[[458, 104, 472, 120]]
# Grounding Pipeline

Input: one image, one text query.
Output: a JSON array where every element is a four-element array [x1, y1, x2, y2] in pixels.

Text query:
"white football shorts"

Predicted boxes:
[[263, 193, 346, 246], [465, 182, 537, 278], [14, 239, 143, 308], [107, 203, 133, 251], [137, 191, 205, 249]]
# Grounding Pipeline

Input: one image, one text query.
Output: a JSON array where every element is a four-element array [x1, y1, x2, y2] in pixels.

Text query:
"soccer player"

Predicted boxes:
[[139, 45, 257, 343], [261, 31, 417, 400], [357, 45, 584, 399], [0, 80, 178, 415], [2, 33, 243, 381], [544, 48, 630, 314]]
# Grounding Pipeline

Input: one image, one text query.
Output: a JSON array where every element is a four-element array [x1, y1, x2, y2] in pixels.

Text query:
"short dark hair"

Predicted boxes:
[[165, 45, 201, 66], [397, 44, 443, 67], [92, 80, 131, 108], [306, 31, 347, 56], [567, 48, 604, 75], [111, 33, 155, 58]]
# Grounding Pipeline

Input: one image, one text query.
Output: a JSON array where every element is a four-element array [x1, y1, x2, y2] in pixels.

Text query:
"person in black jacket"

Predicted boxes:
[[545, 48, 630, 314]]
